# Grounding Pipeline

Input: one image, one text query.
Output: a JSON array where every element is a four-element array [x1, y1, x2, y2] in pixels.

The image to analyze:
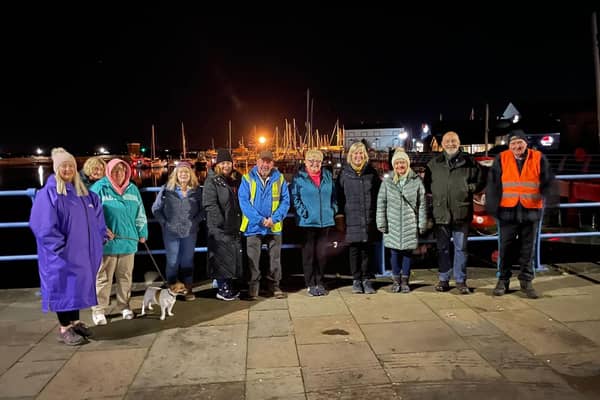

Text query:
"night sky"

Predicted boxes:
[[1, 7, 597, 155]]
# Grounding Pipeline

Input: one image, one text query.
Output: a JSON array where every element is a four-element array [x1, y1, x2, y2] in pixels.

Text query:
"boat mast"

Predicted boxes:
[[151, 124, 156, 160], [181, 122, 187, 159], [228, 120, 232, 153]]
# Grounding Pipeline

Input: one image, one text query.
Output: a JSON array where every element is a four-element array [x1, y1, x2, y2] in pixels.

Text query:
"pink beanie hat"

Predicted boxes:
[[51, 147, 76, 173]]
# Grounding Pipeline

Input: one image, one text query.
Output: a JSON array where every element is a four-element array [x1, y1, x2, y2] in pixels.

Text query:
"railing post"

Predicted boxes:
[[535, 206, 548, 272]]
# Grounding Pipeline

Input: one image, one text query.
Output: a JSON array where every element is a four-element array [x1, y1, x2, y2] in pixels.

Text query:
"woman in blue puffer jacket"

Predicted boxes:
[[291, 149, 337, 296]]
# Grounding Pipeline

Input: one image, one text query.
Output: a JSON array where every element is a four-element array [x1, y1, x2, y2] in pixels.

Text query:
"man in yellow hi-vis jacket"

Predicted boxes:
[[239, 150, 291, 300]]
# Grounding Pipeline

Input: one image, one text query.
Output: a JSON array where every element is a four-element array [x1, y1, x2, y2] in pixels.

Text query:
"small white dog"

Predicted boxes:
[[140, 281, 187, 320]]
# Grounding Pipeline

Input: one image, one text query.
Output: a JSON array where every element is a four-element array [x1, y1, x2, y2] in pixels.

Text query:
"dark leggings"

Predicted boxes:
[[56, 310, 79, 327]]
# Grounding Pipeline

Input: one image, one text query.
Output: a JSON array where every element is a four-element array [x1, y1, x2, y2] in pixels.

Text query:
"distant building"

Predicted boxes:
[[343, 123, 406, 151]]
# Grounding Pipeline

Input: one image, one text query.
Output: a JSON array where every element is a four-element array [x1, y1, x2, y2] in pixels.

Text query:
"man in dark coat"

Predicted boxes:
[[203, 149, 243, 301], [424, 131, 485, 294]]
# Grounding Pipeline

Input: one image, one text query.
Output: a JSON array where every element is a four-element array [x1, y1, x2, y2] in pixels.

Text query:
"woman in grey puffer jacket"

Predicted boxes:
[[152, 162, 204, 300], [376, 149, 426, 293]]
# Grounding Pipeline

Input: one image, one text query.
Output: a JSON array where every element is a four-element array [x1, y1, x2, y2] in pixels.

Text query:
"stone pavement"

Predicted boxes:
[[1, 264, 600, 399]]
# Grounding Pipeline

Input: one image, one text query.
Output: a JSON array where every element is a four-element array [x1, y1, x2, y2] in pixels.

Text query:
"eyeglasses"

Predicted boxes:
[[306, 159, 322, 164]]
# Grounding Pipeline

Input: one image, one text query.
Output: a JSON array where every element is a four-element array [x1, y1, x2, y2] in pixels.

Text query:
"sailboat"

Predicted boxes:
[[170, 122, 196, 167], [150, 124, 167, 168]]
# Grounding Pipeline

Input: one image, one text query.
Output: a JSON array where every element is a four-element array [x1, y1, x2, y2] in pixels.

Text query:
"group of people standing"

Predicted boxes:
[[29, 130, 554, 345]]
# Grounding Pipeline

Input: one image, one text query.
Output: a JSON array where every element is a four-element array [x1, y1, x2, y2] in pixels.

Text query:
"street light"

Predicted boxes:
[[35, 148, 43, 155]]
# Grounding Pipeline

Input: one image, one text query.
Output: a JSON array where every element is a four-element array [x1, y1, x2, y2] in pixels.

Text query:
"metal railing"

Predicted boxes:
[[1, 175, 599, 276]]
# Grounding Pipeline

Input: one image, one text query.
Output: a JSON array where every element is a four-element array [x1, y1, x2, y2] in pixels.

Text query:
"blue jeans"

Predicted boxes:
[[390, 249, 412, 277], [163, 231, 197, 285], [436, 222, 469, 283]]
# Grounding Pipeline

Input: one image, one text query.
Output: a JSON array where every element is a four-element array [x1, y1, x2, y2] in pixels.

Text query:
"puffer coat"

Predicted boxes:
[[376, 170, 426, 250]]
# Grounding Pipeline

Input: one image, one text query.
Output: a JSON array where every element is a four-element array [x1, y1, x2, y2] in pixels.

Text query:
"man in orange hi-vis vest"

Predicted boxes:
[[485, 130, 556, 299]]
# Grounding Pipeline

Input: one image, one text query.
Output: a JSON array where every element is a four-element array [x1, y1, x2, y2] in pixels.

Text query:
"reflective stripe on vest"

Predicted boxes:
[[499, 149, 543, 209], [240, 173, 285, 232]]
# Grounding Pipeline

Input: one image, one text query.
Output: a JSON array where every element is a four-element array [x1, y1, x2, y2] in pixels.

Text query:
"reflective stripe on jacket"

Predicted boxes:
[[499, 149, 543, 209], [240, 173, 286, 233]]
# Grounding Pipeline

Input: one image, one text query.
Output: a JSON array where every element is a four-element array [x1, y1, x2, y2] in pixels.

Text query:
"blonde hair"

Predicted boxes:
[[305, 149, 323, 161], [82, 156, 107, 178], [346, 142, 369, 165], [55, 167, 88, 196], [166, 165, 199, 190], [214, 162, 238, 179]]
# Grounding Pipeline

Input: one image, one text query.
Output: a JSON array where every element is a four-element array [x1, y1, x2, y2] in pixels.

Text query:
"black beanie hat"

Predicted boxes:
[[508, 129, 528, 144], [216, 148, 233, 164]]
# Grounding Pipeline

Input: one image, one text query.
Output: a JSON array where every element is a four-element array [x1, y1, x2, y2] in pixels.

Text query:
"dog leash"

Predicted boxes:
[[113, 235, 167, 283]]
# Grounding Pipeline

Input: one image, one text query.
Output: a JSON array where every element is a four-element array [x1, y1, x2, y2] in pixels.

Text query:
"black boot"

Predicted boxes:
[[400, 276, 411, 293], [247, 281, 259, 300], [520, 280, 539, 299], [434, 281, 450, 292], [493, 280, 509, 296]]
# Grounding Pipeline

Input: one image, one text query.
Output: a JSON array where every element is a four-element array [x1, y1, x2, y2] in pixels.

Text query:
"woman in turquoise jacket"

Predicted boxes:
[[90, 159, 148, 324], [290, 149, 337, 296]]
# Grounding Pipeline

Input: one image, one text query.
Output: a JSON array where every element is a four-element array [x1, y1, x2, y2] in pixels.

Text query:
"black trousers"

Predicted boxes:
[[348, 242, 374, 280], [498, 220, 538, 282], [302, 227, 330, 287], [56, 310, 79, 327]]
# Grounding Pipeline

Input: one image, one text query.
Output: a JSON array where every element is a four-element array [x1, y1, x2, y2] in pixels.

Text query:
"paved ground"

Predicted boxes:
[[1, 264, 600, 399]]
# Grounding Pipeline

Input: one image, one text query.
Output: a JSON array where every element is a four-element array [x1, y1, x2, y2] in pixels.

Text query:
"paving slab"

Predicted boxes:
[[533, 275, 596, 297], [293, 315, 365, 345], [395, 381, 586, 400], [37, 348, 146, 399], [306, 384, 398, 400], [344, 294, 438, 324], [0, 360, 65, 398], [543, 350, 600, 377], [125, 381, 245, 400], [246, 367, 304, 400], [565, 321, 600, 346], [412, 291, 470, 310], [18, 328, 78, 362], [436, 308, 504, 336], [361, 320, 469, 355], [0, 344, 30, 375], [247, 335, 299, 369], [464, 334, 566, 383], [380, 349, 502, 382], [197, 308, 249, 326], [131, 325, 247, 387], [0, 319, 57, 346], [79, 332, 158, 352], [287, 291, 350, 318], [481, 308, 599, 355], [0, 302, 55, 321], [0, 289, 40, 304], [528, 295, 600, 322], [458, 291, 530, 313], [298, 342, 390, 392], [249, 309, 292, 338], [249, 297, 289, 311]]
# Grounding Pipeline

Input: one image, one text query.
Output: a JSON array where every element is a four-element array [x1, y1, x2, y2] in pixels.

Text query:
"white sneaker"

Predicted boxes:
[[122, 309, 134, 320], [92, 313, 107, 326]]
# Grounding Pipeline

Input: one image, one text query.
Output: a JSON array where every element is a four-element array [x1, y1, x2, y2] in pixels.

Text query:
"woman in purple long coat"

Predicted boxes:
[[29, 148, 106, 346]]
